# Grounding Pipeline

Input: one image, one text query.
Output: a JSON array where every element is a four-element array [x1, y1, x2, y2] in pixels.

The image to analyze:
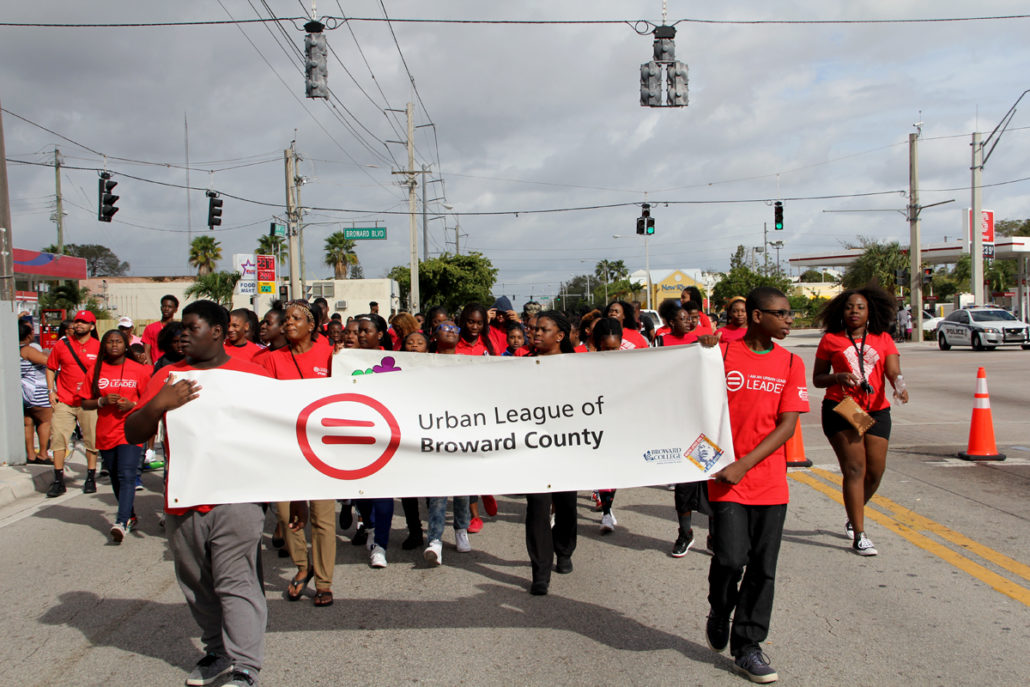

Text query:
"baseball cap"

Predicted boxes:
[[117, 316, 134, 328], [73, 310, 97, 323]]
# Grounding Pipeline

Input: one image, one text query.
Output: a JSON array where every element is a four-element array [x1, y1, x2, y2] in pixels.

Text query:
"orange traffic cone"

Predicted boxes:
[[958, 367, 1006, 462], [785, 417, 811, 468]]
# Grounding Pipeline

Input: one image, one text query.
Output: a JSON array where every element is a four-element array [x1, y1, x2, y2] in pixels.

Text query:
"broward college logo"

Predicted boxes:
[[296, 393, 401, 480], [643, 447, 683, 464]]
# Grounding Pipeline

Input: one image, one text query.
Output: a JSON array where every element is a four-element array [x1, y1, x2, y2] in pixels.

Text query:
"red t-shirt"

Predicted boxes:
[[699, 311, 713, 330], [224, 340, 263, 362], [256, 343, 332, 380], [816, 331, 898, 412], [487, 325, 509, 356], [658, 331, 699, 346], [456, 337, 492, 356], [142, 321, 169, 360], [46, 337, 101, 406], [655, 325, 671, 337], [716, 325, 747, 342], [708, 340, 810, 506], [620, 329, 650, 350], [78, 359, 152, 450], [134, 356, 270, 515]]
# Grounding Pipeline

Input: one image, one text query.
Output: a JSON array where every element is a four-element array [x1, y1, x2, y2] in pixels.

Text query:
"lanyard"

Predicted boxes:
[[288, 346, 306, 379], [845, 330, 868, 383]]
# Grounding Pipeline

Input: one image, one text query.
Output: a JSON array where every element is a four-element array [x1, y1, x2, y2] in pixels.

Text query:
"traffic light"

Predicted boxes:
[[97, 172, 119, 222], [667, 62, 689, 106], [637, 203, 654, 235], [773, 201, 784, 230], [640, 61, 661, 107], [923, 267, 933, 284], [304, 21, 328, 99], [206, 191, 223, 229]]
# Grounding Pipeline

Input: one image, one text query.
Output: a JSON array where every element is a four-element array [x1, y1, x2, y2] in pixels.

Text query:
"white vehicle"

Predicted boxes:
[[937, 307, 1030, 351], [921, 310, 944, 334]]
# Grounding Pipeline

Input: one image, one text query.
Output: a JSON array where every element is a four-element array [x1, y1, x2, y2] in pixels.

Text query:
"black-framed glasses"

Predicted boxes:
[[759, 309, 792, 319]]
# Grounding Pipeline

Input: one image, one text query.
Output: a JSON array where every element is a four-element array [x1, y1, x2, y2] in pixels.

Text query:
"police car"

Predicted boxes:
[[937, 306, 1030, 351]]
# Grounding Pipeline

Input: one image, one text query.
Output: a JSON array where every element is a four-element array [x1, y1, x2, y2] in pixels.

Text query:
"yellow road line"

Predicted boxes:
[[788, 470, 1030, 608], [808, 466, 1030, 584]]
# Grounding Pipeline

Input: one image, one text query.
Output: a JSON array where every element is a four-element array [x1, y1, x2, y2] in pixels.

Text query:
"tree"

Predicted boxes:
[[256, 234, 287, 265], [43, 243, 129, 277], [711, 246, 792, 311], [841, 238, 907, 290], [606, 277, 644, 302], [324, 231, 360, 279], [553, 274, 595, 313], [951, 254, 1015, 295], [799, 268, 835, 283], [189, 236, 222, 276], [996, 218, 1030, 237], [388, 252, 498, 313], [594, 259, 628, 284], [184, 271, 241, 307]]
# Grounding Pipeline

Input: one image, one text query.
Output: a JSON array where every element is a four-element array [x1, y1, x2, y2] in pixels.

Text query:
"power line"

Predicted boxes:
[[3, 14, 1028, 28]]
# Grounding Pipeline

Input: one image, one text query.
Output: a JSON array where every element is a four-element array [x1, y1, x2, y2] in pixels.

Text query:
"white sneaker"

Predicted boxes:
[[110, 523, 126, 543], [845, 520, 854, 539], [600, 512, 617, 534], [424, 539, 443, 565], [455, 528, 471, 553], [144, 448, 156, 462], [370, 544, 388, 568], [853, 533, 878, 556]]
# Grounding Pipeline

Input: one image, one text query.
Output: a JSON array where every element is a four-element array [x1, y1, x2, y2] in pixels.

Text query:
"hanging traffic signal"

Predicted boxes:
[[923, 267, 933, 284], [637, 203, 654, 235], [206, 191, 223, 229], [774, 201, 784, 230], [640, 61, 661, 107], [97, 172, 119, 222], [667, 62, 689, 107], [304, 20, 328, 99]]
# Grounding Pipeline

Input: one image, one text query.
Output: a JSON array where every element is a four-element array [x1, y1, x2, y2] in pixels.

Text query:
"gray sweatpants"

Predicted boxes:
[[167, 503, 266, 678]]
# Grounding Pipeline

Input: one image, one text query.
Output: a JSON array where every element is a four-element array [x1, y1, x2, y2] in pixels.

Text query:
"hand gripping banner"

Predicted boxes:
[[164, 345, 734, 507]]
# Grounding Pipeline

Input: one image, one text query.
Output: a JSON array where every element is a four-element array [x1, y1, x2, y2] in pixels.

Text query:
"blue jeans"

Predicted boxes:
[[427, 496, 470, 542], [357, 498, 395, 549], [100, 444, 142, 525]]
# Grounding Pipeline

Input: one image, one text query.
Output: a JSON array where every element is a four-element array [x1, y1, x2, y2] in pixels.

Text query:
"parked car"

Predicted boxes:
[[921, 310, 944, 334], [937, 307, 1030, 351]]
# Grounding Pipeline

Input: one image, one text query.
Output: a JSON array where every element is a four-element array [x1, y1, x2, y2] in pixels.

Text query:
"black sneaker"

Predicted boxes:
[[734, 647, 778, 684], [401, 532, 424, 550], [351, 525, 368, 547], [82, 475, 97, 494], [671, 529, 694, 557], [46, 478, 66, 498], [339, 504, 353, 530], [529, 580, 548, 596], [705, 611, 730, 652], [554, 556, 573, 574]]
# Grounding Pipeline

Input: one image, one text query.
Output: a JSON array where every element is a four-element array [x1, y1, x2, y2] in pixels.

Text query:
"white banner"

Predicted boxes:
[[165, 346, 734, 507]]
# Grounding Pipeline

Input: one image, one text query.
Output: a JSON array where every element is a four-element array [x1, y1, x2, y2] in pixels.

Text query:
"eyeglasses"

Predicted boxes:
[[759, 309, 792, 319], [435, 324, 460, 333]]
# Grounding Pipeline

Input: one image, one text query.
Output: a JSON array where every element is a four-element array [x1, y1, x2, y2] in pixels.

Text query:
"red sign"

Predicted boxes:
[[12, 249, 87, 280], [968, 209, 995, 244], [295, 393, 400, 480], [255, 254, 276, 283]]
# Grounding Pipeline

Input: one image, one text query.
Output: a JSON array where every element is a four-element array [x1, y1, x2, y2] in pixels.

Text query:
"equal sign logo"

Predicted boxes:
[[296, 394, 401, 479]]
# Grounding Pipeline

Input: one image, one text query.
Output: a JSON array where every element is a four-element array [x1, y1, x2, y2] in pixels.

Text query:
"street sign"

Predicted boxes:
[[343, 227, 387, 240], [270, 222, 287, 238]]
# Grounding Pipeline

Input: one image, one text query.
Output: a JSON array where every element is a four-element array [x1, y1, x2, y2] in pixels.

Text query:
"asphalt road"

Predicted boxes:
[[2, 335, 1028, 686]]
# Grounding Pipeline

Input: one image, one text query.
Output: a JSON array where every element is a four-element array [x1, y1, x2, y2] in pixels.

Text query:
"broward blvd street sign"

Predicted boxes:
[[343, 227, 387, 240]]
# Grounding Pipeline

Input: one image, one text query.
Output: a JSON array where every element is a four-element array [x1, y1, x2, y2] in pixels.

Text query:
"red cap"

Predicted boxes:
[[73, 310, 97, 323]]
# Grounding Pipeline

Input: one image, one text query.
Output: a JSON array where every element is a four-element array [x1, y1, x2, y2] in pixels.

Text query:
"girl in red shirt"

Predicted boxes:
[[658, 302, 703, 347], [79, 330, 152, 542], [603, 300, 649, 349], [456, 303, 496, 356], [716, 297, 748, 342], [813, 287, 908, 557], [589, 318, 623, 533]]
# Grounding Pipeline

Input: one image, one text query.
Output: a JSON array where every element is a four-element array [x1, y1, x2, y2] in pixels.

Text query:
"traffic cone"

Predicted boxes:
[[958, 367, 1006, 462], [785, 417, 811, 468]]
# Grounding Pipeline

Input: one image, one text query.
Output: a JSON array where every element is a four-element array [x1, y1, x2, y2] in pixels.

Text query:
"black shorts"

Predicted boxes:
[[821, 399, 892, 440]]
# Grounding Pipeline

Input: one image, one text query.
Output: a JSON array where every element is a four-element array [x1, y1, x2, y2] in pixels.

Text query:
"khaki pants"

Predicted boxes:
[[277, 499, 336, 591], [49, 401, 97, 453]]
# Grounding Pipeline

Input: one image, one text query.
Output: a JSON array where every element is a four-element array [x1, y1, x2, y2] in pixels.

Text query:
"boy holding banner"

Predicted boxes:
[[706, 287, 809, 685]]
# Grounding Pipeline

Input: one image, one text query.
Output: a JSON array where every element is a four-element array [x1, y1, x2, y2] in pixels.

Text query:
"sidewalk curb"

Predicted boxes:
[[0, 450, 89, 509]]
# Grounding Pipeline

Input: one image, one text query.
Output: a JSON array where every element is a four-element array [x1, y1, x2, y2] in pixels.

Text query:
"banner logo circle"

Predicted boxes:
[[726, 370, 744, 392], [296, 393, 400, 480]]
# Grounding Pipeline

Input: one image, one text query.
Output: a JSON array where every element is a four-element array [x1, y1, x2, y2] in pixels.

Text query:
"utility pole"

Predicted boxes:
[[909, 130, 923, 338], [0, 100, 14, 302], [420, 164, 429, 261], [285, 143, 302, 300], [970, 131, 984, 304], [185, 113, 192, 273], [454, 221, 460, 256], [763, 222, 769, 275], [2, 97, 27, 464], [53, 148, 64, 252], [390, 103, 420, 312]]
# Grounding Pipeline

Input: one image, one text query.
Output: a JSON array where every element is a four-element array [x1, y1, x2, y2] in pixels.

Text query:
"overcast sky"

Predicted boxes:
[[3, 1, 1030, 306]]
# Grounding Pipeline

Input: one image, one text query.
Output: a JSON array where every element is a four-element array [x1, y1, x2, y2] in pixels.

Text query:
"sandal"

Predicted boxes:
[[313, 590, 334, 607], [286, 569, 314, 601]]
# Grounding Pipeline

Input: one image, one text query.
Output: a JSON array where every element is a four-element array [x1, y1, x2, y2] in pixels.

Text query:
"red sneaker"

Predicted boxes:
[[481, 495, 498, 517], [468, 516, 484, 533]]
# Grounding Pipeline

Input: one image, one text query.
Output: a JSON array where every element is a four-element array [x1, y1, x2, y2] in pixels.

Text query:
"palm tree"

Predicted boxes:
[[185, 271, 241, 307], [324, 231, 359, 279], [256, 234, 287, 265], [189, 236, 222, 276]]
